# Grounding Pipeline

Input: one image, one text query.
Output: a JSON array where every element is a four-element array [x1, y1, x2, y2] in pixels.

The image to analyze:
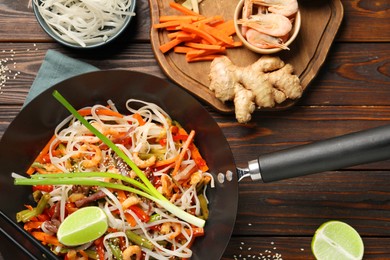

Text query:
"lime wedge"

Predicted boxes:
[[311, 220, 364, 260], [57, 206, 108, 246]]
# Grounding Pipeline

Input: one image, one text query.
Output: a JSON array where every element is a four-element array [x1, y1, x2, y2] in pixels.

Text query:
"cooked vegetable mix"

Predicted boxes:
[[14, 91, 213, 259]]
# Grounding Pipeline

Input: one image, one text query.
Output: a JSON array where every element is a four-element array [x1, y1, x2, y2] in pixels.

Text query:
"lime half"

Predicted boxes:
[[311, 220, 364, 260], [57, 206, 108, 246]]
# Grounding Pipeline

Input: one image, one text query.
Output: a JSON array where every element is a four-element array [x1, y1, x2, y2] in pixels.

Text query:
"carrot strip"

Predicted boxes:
[[174, 46, 196, 54], [176, 33, 197, 42], [180, 23, 218, 45], [185, 42, 225, 50], [159, 15, 201, 22], [159, 38, 183, 53], [94, 237, 105, 260], [192, 15, 224, 27], [227, 41, 244, 47], [188, 143, 209, 172], [116, 190, 127, 203], [26, 134, 57, 175], [165, 26, 181, 31], [153, 19, 192, 29], [186, 54, 223, 63], [24, 221, 43, 231], [169, 2, 203, 17], [167, 31, 180, 39], [155, 154, 179, 167], [32, 231, 61, 246], [198, 23, 235, 45], [132, 113, 146, 126], [171, 130, 195, 176], [215, 20, 237, 36], [186, 49, 225, 60], [124, 212, 137, 227]]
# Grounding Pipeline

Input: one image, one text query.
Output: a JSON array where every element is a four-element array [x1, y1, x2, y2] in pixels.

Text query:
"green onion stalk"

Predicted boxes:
[[14, 90, 205, 228], [16, 193, 50, 222]]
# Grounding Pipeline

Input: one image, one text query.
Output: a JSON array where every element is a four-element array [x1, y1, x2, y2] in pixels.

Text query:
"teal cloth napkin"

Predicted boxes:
[[24, 50, 99, 105]]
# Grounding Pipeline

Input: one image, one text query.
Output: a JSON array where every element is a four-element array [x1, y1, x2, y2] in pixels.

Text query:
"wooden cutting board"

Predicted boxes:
[[149, 0, 344, 113]]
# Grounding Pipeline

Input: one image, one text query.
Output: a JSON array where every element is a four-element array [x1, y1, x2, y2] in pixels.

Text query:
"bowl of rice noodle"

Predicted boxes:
[[32, 0, 136, 48]]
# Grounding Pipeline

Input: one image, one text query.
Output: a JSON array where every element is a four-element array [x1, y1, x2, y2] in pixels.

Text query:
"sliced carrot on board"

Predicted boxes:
[[186, 54, 223, 63], [185, 42, 225, 51], [215, 20, 237, 36], [180, 23, 218, 45], [174, 46, 196, 54], [159, 38, 183, 54], [154, 2, 242, 62], [198, 23, 235, 45], [153, 19, 192, 29], [159, 15, 201, 23]]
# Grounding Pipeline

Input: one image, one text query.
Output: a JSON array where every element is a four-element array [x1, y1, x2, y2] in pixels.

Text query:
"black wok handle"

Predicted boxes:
[[248, 124, 390, 182]]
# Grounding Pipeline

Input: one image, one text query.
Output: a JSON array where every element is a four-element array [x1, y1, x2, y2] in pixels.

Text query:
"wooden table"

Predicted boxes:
[[0, 0, 389, 259]]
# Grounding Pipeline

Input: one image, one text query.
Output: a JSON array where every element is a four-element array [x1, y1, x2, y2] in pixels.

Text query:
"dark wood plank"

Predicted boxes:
[[217, 106, 390, 167], [303, 42, 390, 106], [234, 170, 390, 236], [337, 0, 390, 42], [222, 237, 390, 259], [0, 43, 165, 104], [0, 1, 389, 43], [0, 42, 389, 106]]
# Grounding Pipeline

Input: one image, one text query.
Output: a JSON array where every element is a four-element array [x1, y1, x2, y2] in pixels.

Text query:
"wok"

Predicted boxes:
[[0, 70, 389, 259]]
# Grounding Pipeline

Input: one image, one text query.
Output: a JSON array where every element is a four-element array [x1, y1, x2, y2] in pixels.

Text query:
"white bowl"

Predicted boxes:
[[234, 0, 301, 54]]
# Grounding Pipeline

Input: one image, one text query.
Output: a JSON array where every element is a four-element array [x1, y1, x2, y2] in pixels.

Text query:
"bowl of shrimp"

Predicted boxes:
[[234, 0, 301, 54]]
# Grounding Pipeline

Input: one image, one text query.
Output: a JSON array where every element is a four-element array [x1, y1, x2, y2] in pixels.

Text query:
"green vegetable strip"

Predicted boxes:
[[50, 90, 205, 228], [108, 243, 123, 260], [15, 177, 156, 202], [15, 175, 205, 227], [198, 194, 209, 220], [157, 199, 205, 228], [125, 230, 154, 250], [52, 90, 165, 202], [16, 193, 50, 223], [30, 172, 150, 196]]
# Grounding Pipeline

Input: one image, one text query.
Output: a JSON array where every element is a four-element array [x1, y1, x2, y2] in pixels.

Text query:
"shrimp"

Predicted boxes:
[[160, 222, 182, 239], [238, 13, 292, 37], [241, 0, 253, 36], [91, 122, 119, 137], [122, 195, 140, 209], [246, 29, 289, 50], [74, 144, 102, 168], [122, 245, 141, 260], [132, 152, 156, 169], [252, 0, 298, 17], [190, 171, 203, 185], [161, 174, 175, 198]]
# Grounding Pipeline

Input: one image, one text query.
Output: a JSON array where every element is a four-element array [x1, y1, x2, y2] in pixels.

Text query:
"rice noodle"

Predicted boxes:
[[33, 0, 136, 47]]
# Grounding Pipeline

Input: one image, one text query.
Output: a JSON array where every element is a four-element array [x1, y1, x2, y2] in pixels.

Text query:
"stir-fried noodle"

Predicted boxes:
[[16, 99, 213, 259]]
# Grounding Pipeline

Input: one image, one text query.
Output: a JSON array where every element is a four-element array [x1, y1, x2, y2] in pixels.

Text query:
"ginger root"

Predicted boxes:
[[208, 55, 303, 123]]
